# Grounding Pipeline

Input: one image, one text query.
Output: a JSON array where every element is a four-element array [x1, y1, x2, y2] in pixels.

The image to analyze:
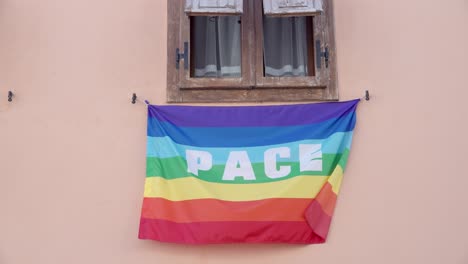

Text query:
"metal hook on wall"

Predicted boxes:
[[364, 90, 370, 101], [131, 93, 150, 105], [8, 91, 14, 102]]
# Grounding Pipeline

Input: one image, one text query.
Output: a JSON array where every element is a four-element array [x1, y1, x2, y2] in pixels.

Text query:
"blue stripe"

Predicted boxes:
[[147, 111, 356, 147], [147, 132, 353, 165]]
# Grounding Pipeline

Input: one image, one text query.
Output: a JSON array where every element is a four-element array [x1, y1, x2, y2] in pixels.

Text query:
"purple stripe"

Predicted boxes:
[[148, 99, 360, 127]]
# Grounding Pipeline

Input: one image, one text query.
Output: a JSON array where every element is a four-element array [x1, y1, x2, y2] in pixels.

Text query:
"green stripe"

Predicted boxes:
[[146, 151, 350, 184], [339, 148, 350, 170]]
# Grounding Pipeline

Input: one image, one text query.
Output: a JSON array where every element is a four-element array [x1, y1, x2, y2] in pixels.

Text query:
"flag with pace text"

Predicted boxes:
[[138, 99, 359, 244]]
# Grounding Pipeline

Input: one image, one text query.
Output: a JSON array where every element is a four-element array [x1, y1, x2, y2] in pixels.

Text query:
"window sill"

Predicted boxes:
[[167, 86, 339, 103]]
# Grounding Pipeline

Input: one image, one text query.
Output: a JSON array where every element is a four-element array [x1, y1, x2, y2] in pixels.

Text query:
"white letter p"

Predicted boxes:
[[186, 150, 212, 176]]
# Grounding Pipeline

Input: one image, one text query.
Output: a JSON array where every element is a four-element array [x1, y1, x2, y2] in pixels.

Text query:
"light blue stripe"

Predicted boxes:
[[147, 132, 353, 165]]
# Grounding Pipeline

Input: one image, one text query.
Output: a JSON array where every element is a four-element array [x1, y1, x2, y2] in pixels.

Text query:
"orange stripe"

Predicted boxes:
[[141, 197, 313, 223], [314, 182, 337, 216]]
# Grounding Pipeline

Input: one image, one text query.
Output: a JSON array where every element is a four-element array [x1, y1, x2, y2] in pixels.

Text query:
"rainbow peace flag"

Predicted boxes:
[[139, 99, 359, 244]]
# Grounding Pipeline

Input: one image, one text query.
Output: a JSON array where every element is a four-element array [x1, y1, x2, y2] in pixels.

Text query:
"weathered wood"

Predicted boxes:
[[313, 0, 337, 99], [263, 0, 323, 17], [306, 16, 315, 77], [170, 87, 335, 103], [323, 0, 338, 100], [185, 0, 243, 15], [166, 0, 182, 102]]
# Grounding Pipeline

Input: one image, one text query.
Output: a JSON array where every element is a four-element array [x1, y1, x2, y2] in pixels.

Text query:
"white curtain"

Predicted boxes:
[[192, 16, 242, 78], [263, 16, 309, 77], [192, 16, 309, 78]]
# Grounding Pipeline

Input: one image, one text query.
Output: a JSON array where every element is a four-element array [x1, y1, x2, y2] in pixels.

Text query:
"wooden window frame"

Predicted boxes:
[[167, 0, 337, 103]]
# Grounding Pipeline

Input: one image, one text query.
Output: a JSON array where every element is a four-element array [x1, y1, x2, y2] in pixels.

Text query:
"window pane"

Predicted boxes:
[[190, 16, 242, 78], [263, 16, 313, 77]]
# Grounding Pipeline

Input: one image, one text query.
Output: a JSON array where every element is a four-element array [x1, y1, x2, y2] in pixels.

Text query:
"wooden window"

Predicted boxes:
[[167, 0, 337, 103]]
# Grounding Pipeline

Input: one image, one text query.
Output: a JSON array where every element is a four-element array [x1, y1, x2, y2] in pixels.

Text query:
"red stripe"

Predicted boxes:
[[304, 182, 336, 240], [314, 182, 337, 216], [141, 197, 312, 223], [305, 202, 332, 240], [139, 218, 326, 244]]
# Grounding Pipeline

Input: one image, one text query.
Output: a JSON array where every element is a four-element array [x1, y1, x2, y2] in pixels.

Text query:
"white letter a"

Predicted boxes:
[[222, 151, 256, 181]]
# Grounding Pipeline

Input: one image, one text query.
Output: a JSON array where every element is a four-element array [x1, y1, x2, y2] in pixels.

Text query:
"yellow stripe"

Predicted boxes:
[[327, 165, 344, 194], [144, 175, 332, 202]]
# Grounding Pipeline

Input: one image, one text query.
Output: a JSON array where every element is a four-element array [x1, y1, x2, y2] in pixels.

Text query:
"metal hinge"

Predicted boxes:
[[176, 42, 188, 70], [315, 40, 329, 69]]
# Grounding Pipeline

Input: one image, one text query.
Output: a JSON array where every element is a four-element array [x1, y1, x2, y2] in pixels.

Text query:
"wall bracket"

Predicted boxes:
[[8, 91, 14, 102]]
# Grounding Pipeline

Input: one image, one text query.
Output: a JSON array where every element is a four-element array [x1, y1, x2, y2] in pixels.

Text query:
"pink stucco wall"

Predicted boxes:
[[1, 0, 468, 263]]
